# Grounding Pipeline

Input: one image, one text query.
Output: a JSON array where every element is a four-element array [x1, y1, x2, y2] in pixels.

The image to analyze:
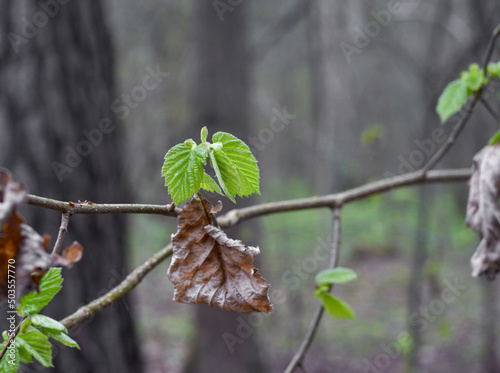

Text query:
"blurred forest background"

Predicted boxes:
[[1, 0, 500, 372]]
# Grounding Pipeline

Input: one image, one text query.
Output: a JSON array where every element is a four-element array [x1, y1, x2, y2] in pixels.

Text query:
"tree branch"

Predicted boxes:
[[60, 243, 172, 329], [421, 23, 500, 173], [52, 167, 469, 330], [51, 212, 71, 256], [479, 96, 500, 123], [284, 207, 342, 373], [218, 168, 471, 227], [27, 194, 179, 217]]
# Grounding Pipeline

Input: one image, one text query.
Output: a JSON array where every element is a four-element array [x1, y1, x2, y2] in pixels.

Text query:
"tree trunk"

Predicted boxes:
[[183, 1, 268, 372], [0, 1, 142, 372]]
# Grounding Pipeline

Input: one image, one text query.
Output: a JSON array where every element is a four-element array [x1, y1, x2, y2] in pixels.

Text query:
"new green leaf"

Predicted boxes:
[[16, 328, 53, 367], [487, 61, 500, 77], [161, 142, 208, 204], [45, 331, 80, 349], [30, 315, 67, 334], [321, 293, 356, 319], [200, 172, 223, 195], [209, 148, 240, 203], [212, 132, 260, 197], [489, 129, 500, 145], [18, 268, 63, 316], [200, 126, 208, 143], [436, 79, 468, 123], [315, 267, 357, 286], [460, 63, 485, 92]]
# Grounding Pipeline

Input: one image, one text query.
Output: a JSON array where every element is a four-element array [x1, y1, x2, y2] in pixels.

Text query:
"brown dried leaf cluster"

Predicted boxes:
[[168, 198, 272, 313], [0, 169, 83, 305], [466, 145, 500, 279]]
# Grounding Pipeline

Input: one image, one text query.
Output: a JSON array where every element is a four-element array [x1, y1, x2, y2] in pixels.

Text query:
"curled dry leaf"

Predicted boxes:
[[0, 169, 84, 305], [466, 145, 500, 279], [168, 198, 272, 313]]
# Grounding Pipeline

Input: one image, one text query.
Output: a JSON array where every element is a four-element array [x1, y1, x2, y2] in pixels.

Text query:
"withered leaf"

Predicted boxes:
[[0, 169, 84, 305], [168, 198, 272, 313], [466, 145, 500, 279]]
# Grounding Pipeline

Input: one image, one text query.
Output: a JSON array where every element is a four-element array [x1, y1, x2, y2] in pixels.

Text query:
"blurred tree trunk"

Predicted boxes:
[[183, 1, 268, 372], [0, 1, 142, 372]]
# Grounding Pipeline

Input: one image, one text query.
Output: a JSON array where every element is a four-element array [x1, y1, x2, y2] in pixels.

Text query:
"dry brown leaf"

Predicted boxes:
[[0, 169, 84, 305], [466, 145, 500, 279], [53, 241, 84, 267], [168, 198, 272, 313]]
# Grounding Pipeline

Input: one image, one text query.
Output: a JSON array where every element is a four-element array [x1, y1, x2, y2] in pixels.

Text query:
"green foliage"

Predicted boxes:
[[487, 61, 500, 77], [436, 63, 488, 123], [436, 79, 468, 123], [460, 63, 486, 93], [162, 127, 260, 204], [15, 328, 53, 367], [0, 268, 79, 372], [316, 267, 357, 286], [489, 129, 500, 145], [315, 267, 357, 319], [0, 341, 19, 373], [320, 293, 356, 319], [18, 268, 63, 316], [361, 124, 385, 146]]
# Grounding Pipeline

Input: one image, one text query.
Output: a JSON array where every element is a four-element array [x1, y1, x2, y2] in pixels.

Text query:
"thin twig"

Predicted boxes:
[[284, 207, 342, 373], [482, 24, 500, 73], [421, 23, 500, 173], [479, 96, 500, 123], [27, 194, 179, 217], [60, 243, 173, 329], [218, 168, 471, 228], [51, 212, 71, 256]]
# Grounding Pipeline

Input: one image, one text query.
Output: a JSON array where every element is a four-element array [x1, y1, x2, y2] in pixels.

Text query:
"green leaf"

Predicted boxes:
[[361, 124, 385, 146], [30, 315, 67, 334], [489, 129, 500, 145], [200, 172, 223, 195], [46, 332, 80, 349], [321, 293, 356, 319], [314, 284, 329, 297], [436, 79, 468, 123], [18, 268, 63, 316], [315, 267, 357, 286], [461, 63, 486, 92], [16, 328, 53, 367], [212, 132, 260, 197], [161, 142, 208, 204], [200, 126, 208, 143], [20, 318, 31, 334], [487, 61, 500, 77], [17, 342, 33, 364], [208, 148, 240, 203], [0, 341, 19, 373]]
